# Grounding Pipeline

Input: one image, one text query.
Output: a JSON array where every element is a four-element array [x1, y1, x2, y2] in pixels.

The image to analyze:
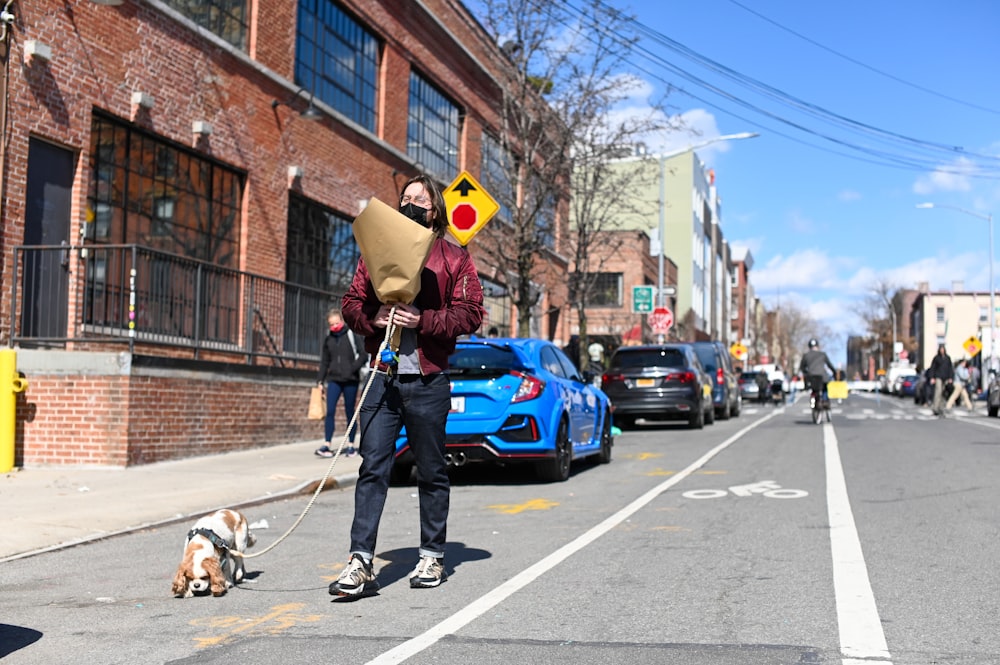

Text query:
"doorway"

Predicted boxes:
[[21, 138, 75, 343]]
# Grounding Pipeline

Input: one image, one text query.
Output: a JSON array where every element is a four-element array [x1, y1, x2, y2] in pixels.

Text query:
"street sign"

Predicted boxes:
[[443, 170, 499, 246], [730, 342, 747, 360], [963, 336, 982, 357], [632, 285, 654, 313], [649, 306, 673, 335], [661, 285, 677, 297]]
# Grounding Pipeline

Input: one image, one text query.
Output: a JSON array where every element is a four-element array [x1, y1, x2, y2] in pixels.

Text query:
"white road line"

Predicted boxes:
[[365, 411, 782, 665], [824, 423, 893, 665]]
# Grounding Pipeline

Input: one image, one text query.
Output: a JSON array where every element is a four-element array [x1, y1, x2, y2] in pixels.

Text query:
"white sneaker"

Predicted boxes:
[[329, 554, 379, 597], [409, 556, 446, 588]]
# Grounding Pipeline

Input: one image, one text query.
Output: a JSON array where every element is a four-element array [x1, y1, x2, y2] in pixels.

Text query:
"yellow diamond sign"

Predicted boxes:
[[963, 336, 982, 357], [730, 342, 747, 360], [443, 170, 499, 246]]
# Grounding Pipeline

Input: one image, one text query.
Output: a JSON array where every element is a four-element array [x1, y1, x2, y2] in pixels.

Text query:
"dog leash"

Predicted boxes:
[[233, 307, 398, 560]]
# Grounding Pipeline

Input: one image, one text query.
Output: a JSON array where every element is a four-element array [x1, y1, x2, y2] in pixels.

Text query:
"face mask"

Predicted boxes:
[[399, 202, 430, 227], [330, 322, 344, 333]]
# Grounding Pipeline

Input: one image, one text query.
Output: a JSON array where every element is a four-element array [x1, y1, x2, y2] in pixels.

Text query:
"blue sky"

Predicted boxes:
[[611, 0, 1000, 362]]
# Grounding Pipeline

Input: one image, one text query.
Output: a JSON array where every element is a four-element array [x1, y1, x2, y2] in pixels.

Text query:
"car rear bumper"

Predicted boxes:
[[609, 396, 700, 418], [395, 438, 558, 466]]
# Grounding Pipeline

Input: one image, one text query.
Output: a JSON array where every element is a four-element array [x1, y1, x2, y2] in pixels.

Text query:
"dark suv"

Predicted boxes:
[[601, 344, 715, 430], [690, 341, 741, 420]]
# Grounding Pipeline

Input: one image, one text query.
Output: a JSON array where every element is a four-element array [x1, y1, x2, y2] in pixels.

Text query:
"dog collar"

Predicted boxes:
[[188, 527, 229, 552]]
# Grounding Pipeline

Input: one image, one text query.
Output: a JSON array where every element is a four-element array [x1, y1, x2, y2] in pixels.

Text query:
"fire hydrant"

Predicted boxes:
[[1, 349, 28, 473]]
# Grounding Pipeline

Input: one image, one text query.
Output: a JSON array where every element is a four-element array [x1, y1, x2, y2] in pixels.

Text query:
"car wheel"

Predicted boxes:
[[732, 396, 741, 417], [719, 399, 731, 420], [688, 401, 704, 429], [597, 411, 613, 464], [705, 402, 716, 425], [537, 418, 572, 482]]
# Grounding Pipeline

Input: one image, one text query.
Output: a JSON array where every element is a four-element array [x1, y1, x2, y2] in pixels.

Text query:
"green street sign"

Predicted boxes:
[[633, 285, 654, 313]]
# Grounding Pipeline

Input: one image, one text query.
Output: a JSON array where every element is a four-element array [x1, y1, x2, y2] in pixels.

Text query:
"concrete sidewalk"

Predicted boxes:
[[0, 440, 361, 562]]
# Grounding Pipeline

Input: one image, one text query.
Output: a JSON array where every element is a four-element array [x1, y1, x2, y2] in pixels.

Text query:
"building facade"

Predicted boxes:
[[3, 0, 570, 465], [911, 285, 999, 374], [607, 149, 736, 344]]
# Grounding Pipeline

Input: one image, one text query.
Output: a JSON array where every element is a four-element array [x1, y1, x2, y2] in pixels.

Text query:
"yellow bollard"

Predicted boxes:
[[0, 349, 28, 473]]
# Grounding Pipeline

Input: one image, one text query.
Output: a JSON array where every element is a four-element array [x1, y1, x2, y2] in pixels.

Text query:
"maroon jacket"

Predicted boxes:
[[342, 238, 485, 375]]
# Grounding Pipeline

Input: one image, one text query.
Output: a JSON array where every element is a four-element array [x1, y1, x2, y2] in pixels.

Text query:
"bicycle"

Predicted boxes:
[[809, 379, 831, 424]]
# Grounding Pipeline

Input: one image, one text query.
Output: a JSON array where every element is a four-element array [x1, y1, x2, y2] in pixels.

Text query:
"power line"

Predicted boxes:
[[551, 0, 1000, 178], [722, 0, 1000, 118]]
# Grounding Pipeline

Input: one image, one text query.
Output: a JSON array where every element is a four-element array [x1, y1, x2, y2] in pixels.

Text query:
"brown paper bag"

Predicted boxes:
[[353, 198, 435, 306], [307, 385, 326, 420], [352, 197, 436, 348]]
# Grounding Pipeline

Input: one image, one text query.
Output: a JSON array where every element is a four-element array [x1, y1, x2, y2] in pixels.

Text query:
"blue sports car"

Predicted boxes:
[[392, 337, 614, 483]]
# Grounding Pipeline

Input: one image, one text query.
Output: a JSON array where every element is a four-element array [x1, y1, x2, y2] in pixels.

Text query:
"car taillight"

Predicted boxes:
[[510, 371, 545, 403], [602, 372, 624, 385], [716, 368, 724, 385], [666, 371, 695, 383]]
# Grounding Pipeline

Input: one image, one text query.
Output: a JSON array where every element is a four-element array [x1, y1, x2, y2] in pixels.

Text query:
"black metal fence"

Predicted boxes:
[[9, 244, 338, 365]]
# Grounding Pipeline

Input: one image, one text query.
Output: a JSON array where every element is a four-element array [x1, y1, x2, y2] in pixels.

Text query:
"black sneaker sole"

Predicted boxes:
[[329, 580, 380, 597], [409, 576, 446, 589]]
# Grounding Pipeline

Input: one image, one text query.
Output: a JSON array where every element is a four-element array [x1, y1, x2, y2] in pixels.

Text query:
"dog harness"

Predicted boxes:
[[187, 527, 229, 552]]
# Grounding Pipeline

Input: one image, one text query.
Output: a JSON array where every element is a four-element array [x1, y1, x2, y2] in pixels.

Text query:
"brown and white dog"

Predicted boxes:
[[171, 509, 256, 598]]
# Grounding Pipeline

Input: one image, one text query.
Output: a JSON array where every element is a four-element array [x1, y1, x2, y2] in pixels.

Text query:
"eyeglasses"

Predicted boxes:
[[400, 194, 431, 206]]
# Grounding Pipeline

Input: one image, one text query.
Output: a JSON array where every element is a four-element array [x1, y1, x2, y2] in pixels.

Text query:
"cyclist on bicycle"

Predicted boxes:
[[800, 338, 837, 405]]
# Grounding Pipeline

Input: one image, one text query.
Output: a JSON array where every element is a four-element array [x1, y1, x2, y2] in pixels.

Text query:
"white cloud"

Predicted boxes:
[[788, 210, 819, 234], [885, 252, 987, 292], [912, 158, 975, 194], [751, 248, 849, 292], [838, 189, 862, 202]]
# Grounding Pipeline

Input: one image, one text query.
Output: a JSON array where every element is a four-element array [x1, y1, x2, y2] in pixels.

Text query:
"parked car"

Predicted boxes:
[[690, 340, 741, 419], [391, 337, 613, 484], [847, 379, 879, 393], [737, 370, 766, 402], [897, 374, 920, 398], [601, 344, 714, 430]]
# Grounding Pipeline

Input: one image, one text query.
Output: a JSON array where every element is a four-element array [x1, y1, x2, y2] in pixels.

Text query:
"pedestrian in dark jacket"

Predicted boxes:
[[928, 344, 954, 416], [331, 174, 484, 598], [315, 307, 367, 458]]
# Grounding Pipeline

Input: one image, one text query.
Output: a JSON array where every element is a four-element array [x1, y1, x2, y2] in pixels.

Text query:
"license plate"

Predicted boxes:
[[636, 378, 655, 387], [450, 396, 465, 413]]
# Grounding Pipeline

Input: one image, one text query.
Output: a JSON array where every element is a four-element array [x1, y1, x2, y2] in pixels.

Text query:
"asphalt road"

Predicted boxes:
[[3, 394, 999, 664]]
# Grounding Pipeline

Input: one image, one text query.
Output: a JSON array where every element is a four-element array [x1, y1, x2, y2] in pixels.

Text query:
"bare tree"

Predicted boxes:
[[474, 0, 672, 352], [851, 279, 901, 369]]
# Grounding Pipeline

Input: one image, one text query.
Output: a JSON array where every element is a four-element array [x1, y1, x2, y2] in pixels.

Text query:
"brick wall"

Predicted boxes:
[[14, 351, 333, 468]]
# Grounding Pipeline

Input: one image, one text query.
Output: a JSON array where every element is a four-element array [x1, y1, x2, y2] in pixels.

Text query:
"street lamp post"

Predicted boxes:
[[655, 132, 759, 342], [917, 203, 995, 393]]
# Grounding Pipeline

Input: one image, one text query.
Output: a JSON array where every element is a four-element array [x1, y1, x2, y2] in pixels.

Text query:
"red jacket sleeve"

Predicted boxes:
[[416, 243, 484, 340]]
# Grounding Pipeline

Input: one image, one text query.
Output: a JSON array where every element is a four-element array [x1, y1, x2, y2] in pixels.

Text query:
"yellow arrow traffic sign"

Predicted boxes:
[[443, 170, 499, 246]]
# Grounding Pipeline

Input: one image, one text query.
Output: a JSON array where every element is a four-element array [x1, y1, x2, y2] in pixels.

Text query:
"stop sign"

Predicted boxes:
[[649, 306, 673, 335]]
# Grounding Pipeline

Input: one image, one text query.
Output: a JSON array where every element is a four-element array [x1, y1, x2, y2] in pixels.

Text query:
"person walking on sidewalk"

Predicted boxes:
[[315, 307, 367, 458], [929, 344, 954, 417], [330, 174, 485, 598], [945, 357, 974, 411]]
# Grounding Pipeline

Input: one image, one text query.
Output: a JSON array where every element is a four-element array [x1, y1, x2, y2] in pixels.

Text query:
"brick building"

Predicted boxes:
[[3, 0, 569, 466]]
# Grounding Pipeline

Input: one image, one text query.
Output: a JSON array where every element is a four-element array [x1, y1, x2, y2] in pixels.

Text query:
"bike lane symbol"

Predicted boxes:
[[682, 480, 808, 499]]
